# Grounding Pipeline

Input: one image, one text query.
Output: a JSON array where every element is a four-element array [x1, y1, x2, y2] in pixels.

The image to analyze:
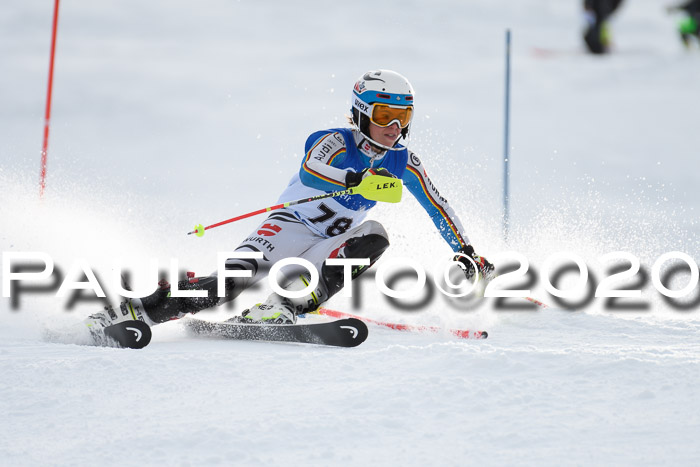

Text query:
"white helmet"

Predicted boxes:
[[351, 70, 414, 150]]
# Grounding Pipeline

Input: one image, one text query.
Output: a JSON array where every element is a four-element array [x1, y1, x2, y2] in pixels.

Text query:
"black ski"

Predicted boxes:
[[185, 317, 368, 347], [90, 320, 152, 349], [45, 317, 152, 349]]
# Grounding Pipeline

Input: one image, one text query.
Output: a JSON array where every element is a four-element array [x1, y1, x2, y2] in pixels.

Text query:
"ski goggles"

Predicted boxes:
[[370, 103, 414, 128]]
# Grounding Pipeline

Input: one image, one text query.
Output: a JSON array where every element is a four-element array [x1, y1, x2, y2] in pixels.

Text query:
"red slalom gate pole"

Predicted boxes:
[[315, 308, 488, 339], [523, 296, 548, 308], [39, 0, 60, 198]]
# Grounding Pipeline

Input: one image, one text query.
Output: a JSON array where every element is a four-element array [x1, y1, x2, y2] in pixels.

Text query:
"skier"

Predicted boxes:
[[88, 70, 494, 331], [668, 0, 700, 47], [583, 0, 625, 54]]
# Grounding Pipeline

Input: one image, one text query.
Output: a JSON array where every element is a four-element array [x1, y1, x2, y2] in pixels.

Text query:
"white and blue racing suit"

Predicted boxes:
[[277, 127, 471, 251]]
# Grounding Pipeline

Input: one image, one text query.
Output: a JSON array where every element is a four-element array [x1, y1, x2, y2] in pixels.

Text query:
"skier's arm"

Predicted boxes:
[[402, 152, 470, 252], [299, 132, 351, 191], [402, 152, 494, 278]]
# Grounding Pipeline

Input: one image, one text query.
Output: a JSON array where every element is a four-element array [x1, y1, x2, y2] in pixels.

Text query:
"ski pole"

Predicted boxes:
[[188, 174, 403, 237]]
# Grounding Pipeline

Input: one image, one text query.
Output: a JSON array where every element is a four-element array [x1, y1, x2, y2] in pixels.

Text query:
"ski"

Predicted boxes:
[[184, 317, 368, 347], [44, 318, 152, 349], [91, 320, 152, 349]]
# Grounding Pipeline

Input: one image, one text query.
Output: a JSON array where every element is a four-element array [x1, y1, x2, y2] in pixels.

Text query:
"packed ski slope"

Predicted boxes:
[[1, 0, 699, 465]]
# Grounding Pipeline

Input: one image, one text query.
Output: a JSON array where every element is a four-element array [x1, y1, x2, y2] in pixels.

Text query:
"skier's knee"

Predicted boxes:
[[336, 220, 390, 266], [320, 221, 390, 299], [358, 220, 389, 241]]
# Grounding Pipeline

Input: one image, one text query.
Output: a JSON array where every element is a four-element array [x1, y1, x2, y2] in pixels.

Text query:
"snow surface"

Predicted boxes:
[[1, 0, 699, 465]]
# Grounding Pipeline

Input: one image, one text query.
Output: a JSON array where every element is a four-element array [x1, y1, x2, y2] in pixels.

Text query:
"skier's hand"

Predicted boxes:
[[345, 167, 397, 188], [454, 245, 495, 280]]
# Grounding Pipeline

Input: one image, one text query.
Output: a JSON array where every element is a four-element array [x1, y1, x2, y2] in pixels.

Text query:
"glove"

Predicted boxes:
[[454, 245, 495, 280], [345, 167, 397, 188]]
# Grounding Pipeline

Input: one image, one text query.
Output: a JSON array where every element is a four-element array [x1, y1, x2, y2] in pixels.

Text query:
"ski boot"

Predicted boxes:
[[240, 294, 297, 324], [85, 294, 156, 328], [84, 294, 155, 329], [84, 275, 171, 332], [239, 272, 327, 324]]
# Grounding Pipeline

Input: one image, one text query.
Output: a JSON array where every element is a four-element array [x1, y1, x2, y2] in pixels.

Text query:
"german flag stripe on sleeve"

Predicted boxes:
[[405, 165, 466, 248], [301, 134, 346, 187]]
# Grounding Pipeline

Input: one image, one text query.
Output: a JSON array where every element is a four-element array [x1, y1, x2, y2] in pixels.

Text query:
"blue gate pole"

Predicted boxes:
[[503, 29, 512, 242]]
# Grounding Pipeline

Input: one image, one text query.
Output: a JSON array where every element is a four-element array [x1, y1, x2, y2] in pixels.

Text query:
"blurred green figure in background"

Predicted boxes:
[[668, 0, 700, 47], [583, 0, 625, 54]]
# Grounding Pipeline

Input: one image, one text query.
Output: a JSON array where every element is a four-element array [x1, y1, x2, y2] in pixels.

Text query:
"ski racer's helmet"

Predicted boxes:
[[351, 70, 414, 150]]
